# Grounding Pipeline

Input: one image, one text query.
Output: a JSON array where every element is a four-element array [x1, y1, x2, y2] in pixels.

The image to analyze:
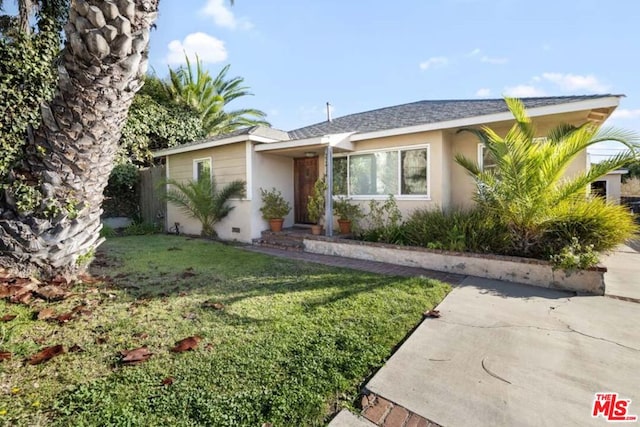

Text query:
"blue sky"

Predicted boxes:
[[147, 0, 639, 157]]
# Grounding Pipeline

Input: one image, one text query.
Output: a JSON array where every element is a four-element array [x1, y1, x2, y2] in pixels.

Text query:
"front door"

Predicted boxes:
[[294, 157, 319, 224]]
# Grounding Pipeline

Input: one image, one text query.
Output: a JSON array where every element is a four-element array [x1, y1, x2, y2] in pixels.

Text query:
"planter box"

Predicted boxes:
[[303, 237, 606, 295]]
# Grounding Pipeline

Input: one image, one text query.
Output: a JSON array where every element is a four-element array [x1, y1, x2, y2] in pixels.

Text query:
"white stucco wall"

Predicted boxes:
[[250, 149, 295, 239]]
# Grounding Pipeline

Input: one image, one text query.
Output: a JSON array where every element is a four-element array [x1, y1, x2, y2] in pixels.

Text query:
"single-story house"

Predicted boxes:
[[152, 94, 622, 242]]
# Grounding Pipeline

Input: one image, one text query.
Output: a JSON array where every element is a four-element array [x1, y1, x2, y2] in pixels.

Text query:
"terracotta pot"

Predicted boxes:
[[310, 224, 322, 235], [269, 218, 284, 232], [337, 219, 352, 234]]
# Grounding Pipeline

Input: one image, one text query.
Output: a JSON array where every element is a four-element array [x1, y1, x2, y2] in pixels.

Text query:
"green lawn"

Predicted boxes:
[[0, 235, 449, 426]]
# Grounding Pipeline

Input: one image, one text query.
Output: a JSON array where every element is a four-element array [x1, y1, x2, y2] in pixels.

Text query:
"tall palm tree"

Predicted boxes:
[[455, 97, 639, 255], [164, 56, 269, 136], [164, 176, 245, 238], [0, 0, 160, 279]]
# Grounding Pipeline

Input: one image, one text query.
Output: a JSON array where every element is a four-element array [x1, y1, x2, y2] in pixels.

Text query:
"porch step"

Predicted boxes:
[[253, 229, 306, 251]]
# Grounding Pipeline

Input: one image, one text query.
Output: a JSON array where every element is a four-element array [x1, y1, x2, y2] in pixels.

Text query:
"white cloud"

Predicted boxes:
[[611, 109, 640, 120], [540, 72, 609, 93], [480, 55, 508, 65], [468, 48, 481, 56], [503, 85, 546, 97], [419, 56, 448, 70], [475, 88, 491, 97], [201, 0, 252, 30], [166, 32, 227, 65]]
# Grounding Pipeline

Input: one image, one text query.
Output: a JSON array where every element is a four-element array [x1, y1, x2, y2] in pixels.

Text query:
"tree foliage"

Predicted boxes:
[[163, 56, 270, 136], [117, 76, 206, 165], [0, 1, 67, 213], [455, 97, 639, 257]]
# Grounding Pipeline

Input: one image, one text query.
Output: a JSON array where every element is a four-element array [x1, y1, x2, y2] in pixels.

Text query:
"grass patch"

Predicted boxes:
[[0, 235, 450, 426]]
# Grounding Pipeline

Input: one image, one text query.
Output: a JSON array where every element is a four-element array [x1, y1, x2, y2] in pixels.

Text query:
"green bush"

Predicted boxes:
[[541, 197, 638, 256], [103, 163, 140, 218], [359, 196, 405, 244], [122, 221, 161, 236], [401, 207, 510, 253]]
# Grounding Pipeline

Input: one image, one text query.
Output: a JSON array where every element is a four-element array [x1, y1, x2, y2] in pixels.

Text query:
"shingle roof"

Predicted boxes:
[[156, 125, 290, 153], [287, 95, 618, 140]]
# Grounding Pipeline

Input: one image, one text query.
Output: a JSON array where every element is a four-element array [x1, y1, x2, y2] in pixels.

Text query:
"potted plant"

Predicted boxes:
[[259, 187, 291, 232], [333, 197, 362, 234], [307, 178, 327, 235]]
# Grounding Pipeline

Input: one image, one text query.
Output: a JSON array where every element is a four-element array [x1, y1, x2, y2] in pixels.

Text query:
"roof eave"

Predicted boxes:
[[350, 95, 622, 141], [152, 134, 281, 158]]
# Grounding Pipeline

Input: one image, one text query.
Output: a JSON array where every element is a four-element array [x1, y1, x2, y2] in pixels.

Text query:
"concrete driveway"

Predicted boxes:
[[602, 242, 640, 301], [333, 277, 640, 427]]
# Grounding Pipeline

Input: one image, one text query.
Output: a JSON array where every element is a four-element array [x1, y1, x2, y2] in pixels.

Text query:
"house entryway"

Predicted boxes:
[[294, 157, 319, 224]]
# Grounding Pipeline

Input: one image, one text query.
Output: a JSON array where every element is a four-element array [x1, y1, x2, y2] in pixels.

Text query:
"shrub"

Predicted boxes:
[[103, 163, 140, 218], [402, 207, 510, 253], [541, 197, 638, 256], [359, 196, 405, 244], [259, 188, 291, 220], [122, 221, 161, 236], [550, 237, 599, 270]]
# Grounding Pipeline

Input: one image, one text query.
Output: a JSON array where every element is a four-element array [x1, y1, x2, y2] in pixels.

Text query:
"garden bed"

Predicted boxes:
[[303, 236, 607, 295]]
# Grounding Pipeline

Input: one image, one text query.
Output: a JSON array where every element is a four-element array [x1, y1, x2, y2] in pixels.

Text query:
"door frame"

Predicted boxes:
[[293, 156, 319, 224]]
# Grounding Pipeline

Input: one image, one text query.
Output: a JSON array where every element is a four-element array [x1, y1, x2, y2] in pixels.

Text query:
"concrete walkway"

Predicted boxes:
[[243, 245, 640, 426], [602, 242, 640, 302], [362, 277, 640, 426]]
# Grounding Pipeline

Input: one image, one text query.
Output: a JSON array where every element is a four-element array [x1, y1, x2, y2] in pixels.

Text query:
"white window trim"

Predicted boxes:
[[193, 157, 212, 181], [333, 144, 431, 200]]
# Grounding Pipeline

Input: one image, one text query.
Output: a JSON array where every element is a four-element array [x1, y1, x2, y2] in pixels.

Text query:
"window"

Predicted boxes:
[[478, 144, 497, 171], [333, 146, 429, 198], [193, 158, 211, 181]]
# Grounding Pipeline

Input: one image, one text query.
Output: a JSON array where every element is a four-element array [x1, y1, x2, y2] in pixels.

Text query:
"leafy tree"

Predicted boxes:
[[455, 97, 639, 257], [117, 76, 206, 165], [164, 56, 269, 136], [163, 176, 245, 238], [0, 0, 160, 279]]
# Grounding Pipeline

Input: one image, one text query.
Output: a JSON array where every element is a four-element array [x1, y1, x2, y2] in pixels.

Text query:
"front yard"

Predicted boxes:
[[0, 235, 449, 426]]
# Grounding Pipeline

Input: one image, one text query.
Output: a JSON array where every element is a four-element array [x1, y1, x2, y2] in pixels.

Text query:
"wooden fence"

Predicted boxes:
[[138, 165, 166, 230]]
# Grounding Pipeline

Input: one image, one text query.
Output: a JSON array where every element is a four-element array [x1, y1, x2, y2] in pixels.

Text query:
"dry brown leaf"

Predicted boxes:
[[120, 347, 152, 365], [202, 300, 225, 310], [182, 312, 197, 320], [0, 284, 11, 298], [28, 345, 64, 365], [0, 351, 11, 361], [35, 285, 68, 301], [161, 377, 175, 386], [171, 336, 201, 353], [11, 291, 32, 305], [1, 314, 16, 322], [55, 312, 74, 324], [78, 274, 102, 285], [95, 336, 109, 345], [37, 308, 56, 321], [423, 309, 441, 318], [133, 332, 149, 339]]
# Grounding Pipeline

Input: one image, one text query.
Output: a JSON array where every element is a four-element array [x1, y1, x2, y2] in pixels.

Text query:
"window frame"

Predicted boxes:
[[193, 157, 212, 181], [477, 143, 497, 172], [333, 144, 430, 200]]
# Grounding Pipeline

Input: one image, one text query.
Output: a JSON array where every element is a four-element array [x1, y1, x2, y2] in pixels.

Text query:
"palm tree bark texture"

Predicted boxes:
[[0, 0, 159, 279]]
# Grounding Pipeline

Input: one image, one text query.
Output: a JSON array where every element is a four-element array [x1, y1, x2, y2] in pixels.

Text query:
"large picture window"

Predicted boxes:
[[333, 146, 429, 198]]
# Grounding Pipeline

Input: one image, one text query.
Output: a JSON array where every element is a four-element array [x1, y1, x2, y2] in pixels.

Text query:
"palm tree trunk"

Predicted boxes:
[[0, 0, 159, 279]]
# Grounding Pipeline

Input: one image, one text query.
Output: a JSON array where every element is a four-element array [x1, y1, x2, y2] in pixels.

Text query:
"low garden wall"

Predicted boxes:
[[303, 237, 606, 295]]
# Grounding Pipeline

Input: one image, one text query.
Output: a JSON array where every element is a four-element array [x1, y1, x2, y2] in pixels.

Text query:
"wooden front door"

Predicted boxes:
[[294, 157, 319, 224]]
